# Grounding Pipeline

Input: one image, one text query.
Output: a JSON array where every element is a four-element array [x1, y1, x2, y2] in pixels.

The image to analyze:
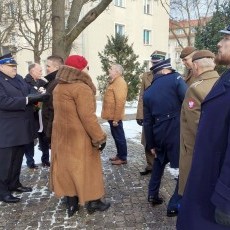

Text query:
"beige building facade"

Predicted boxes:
[[2, 0, 170, 85]]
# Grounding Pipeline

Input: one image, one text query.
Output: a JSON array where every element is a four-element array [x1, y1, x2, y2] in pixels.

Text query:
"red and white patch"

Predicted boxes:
[[188, 99, 195, 109]]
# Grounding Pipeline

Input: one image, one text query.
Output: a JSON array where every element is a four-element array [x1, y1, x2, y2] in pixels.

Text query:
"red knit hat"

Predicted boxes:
[[65, 55, 88, 70]]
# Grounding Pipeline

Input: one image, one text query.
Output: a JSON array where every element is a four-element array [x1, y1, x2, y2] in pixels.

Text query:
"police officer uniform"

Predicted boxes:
[[143, 58, 187, 216], [0, 54, 35, 203]]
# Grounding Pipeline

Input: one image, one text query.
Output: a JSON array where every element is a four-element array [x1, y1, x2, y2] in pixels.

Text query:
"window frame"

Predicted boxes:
[[114, 0, 125, 8], [143, 29, 151, 45], [144, 0, 152, 15], [115, 23, 125, 36]]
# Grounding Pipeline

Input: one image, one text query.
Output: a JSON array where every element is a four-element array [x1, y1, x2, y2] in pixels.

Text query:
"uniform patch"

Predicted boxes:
[[188, 99, 195, 109]]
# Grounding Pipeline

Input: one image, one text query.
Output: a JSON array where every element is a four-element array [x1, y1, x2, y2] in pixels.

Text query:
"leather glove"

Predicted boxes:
[[27, 93, 50, 105], [99, 142, 106, 151], [215, 208, 230, 227], [136, 119, 143, 126]]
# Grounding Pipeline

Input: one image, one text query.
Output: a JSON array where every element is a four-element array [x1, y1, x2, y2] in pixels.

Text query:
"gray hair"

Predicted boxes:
[[194, 58, 215, 69], [112, 63, 124, 75], [28, 63, 36, 72]]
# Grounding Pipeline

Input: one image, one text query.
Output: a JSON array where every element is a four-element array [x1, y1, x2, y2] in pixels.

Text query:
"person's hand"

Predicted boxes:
[[215, 208, 230, 227], [150, 148, 157, 158], [99, 142, 106, 151], [27, 93, 50, 105], [112, 121, 119, 127], [38, 87, 46, 94], [136, 119, 143, 126]]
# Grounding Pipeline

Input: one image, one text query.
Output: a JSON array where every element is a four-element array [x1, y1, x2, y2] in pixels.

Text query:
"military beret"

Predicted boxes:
[[219, 25, 230, 35], [0, 53, 17, 65], [192, 50, 215, 62], [180, 46, 197, 59]]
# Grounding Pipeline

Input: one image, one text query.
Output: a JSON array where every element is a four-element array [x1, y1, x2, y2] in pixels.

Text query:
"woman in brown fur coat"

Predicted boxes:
[[50, 55, 110, 217]]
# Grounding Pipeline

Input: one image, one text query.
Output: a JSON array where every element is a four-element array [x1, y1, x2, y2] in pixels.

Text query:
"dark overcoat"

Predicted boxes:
[[0, 72, 36, 148], [177, 69, 230, 230], [42, 71, 58, 139], [143, 72, 187, 168], [24, 74, 47, 135]]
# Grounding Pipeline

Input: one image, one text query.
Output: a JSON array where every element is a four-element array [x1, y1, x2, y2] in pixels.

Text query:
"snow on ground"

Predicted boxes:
[[23, 101, 178, 177]]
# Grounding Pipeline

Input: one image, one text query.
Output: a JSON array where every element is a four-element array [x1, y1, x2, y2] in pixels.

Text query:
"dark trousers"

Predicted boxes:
[[25, 131, 49, 166], [108, 120, 127, 161], [148, 157, 181, 211], [0, 146, 24, 197]]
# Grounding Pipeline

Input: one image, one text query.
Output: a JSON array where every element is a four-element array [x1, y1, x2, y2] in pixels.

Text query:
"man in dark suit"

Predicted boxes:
[[0, 54, 49, 203], [24, 63, 50, 169], [42, 55, 64, 144]]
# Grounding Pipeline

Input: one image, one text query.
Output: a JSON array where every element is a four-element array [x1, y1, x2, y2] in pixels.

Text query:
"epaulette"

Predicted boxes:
[[191, 80, 203, 88]]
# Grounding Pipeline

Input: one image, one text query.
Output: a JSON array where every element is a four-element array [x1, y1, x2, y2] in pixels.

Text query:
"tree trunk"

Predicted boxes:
[[52, 0, 66, 58]]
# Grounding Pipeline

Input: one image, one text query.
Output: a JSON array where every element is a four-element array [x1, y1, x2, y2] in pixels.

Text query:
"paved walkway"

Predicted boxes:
[[0, 124, 177, 230]]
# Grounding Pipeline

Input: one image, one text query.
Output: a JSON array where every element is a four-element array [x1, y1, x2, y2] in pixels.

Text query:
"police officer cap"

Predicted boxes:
[[150, 51, 166, 63], [151, 58, 175, 74], [0, 53, 17, 65], [192, 50, 215, 62], [180, 46, 197, 59], [219, 25, 230, 35]]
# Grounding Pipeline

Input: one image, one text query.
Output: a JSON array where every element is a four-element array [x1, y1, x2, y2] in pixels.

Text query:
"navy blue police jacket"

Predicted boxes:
[[177, 69, 230, 229], [143, 71, 187, 168], [0, 72, 37, 148]]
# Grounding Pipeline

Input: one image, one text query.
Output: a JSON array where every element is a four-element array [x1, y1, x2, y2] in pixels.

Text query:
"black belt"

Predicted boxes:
[[153, 111, 180, 124]]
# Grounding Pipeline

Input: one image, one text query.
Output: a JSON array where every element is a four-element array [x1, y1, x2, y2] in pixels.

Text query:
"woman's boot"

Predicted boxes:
[[66, 196, 79, 217], [86, 199, 110, 214]]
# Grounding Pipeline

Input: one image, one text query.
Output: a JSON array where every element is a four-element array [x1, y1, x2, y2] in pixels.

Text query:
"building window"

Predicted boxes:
[[143, 29, 151, 45], [144, 0, 152, 14], [6, 2, 14, 18], [175, 29, 183, 35], [115, 23, 125, 36], [114, 0, 125, 7], [24, 0, 30, 14], [191, 27, 196, 33]]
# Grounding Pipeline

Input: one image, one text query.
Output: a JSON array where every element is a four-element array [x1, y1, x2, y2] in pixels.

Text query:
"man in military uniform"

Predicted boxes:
[[136, 51, 166, 175], [180, 46, 197, 86], [179, 50, 219, 196], [177, 25, 230, 229]]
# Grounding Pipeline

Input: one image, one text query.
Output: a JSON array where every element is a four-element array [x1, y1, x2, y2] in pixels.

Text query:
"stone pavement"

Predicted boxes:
[[0, 124, 177, 230]]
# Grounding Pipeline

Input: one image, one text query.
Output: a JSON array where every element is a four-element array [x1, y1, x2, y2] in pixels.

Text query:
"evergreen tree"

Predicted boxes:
[[195, 1, 230, 53], [195, 1, 230, 73], [97, 34, 145, 101]]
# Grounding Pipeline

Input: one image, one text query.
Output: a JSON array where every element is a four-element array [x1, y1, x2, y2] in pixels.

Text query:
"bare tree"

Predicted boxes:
[[160, 0, 217, 48], [52, 0, 113, 59], [15, 0, 52, 63], [0, 0, 17, 56]]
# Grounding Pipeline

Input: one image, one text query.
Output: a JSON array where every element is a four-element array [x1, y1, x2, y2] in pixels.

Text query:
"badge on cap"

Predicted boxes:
[[188, 98, 195, 109]]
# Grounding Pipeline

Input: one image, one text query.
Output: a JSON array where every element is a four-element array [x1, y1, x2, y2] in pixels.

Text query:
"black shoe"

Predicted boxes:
[[148, 196, 164, 205], [87, 199, 110, 214], [140, 169, 152, 176], [42, 161, 50, 167], [167, 209, 178, 217], [0, 194, 20, 203], [14, 186, 32, 193], [66, 196, 79, 217], [28, 164, 38, 169]]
